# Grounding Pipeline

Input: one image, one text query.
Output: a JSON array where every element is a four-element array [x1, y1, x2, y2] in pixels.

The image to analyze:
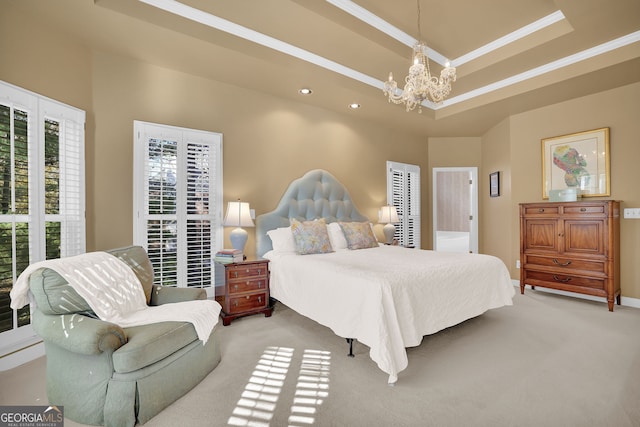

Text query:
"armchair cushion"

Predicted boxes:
[[30, 267, 94, 315], [113, 321, 199, 373], [107, 245, 154, 304]]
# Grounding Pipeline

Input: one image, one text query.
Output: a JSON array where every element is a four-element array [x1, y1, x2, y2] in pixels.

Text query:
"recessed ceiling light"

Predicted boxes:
[[298, 88, 313, 95], [348, 103, 361, 109]]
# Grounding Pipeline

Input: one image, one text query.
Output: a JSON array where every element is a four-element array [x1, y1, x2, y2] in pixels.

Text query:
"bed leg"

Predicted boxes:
[[346, 338, 355, 357]]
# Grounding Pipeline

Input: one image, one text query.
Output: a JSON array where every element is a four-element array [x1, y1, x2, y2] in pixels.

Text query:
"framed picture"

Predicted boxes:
[[541, 127, 610, 199], [489, 171, 500, 197]]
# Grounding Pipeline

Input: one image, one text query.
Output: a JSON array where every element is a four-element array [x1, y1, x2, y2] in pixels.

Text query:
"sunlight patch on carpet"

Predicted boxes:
[[227, 346, 331, 426]]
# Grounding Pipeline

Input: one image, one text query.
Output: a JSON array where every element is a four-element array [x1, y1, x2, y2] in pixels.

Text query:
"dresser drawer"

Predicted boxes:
[[524, 270, 605, 290], [226, 263, 268, 280], [525, 255, 605, 274], [563, 205, 605, 215], [228, 277, 268, 295], [522, 205, 560, 216], [227, 291, 268, 314]]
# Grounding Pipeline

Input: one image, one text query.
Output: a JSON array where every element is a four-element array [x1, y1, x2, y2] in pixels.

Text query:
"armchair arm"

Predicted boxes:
[[150, 285, 206, 306], [32, 310, 126, 355]]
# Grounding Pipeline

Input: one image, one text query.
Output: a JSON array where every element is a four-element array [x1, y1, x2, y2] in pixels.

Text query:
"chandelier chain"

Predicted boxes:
[[417, 0, 422, 41]]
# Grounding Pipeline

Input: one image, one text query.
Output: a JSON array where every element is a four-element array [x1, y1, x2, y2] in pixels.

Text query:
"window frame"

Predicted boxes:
[[133, 120, 223, 297], [0, 80, 86, 357], [386, 161, 421, 249]]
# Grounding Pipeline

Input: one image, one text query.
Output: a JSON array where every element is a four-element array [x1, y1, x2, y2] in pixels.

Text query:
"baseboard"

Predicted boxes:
[[511, 280, 640, 309], [0, 340, 44, 371]]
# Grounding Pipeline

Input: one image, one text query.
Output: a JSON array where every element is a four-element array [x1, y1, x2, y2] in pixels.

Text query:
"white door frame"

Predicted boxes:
[[432, 167, 478, 253]]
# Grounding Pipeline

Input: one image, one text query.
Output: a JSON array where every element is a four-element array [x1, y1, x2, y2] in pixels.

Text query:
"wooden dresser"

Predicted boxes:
[[214, 259, 273, 325], [519, 200, 620, 311]]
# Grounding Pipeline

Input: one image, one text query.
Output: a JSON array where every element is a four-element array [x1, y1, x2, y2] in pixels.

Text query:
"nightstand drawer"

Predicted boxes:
[[227, 291, 268, 314], [226, 264, 268, 280], [228, 278, 268, 295]]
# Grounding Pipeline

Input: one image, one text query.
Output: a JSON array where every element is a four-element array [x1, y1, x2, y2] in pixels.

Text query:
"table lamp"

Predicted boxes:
[[379, 205, 399, 244], [223, 199, 254, 253]]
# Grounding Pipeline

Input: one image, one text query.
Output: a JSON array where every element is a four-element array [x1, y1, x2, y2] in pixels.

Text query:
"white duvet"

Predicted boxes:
[[264, 245, 514, 384]]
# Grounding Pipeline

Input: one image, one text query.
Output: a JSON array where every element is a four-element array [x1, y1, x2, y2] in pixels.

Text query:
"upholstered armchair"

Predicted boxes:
[[29, 246, 221, 427]]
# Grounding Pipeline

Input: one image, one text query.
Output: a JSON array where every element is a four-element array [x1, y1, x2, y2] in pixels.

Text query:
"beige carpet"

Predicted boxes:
[[2, 290, 640, 427]]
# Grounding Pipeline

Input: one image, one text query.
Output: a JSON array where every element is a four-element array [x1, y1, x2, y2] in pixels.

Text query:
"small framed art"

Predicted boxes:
[[489, 171, 500, 197]]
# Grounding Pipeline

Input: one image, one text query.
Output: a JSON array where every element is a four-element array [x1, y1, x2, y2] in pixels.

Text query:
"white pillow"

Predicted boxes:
[[267, 227, 296, 253], [327, 222, 348, 250]]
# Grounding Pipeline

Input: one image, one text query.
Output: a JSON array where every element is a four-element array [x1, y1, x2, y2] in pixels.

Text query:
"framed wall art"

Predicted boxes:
[[541, 127, 610, 199], [489, 171, 500, 197]]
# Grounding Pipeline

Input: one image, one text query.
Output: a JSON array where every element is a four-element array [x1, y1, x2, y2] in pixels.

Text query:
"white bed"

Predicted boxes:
[[256, 169, 514, 384]]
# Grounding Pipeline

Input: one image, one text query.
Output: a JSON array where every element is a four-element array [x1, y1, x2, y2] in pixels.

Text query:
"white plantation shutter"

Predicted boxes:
[[133, 121, 222, 291], [387, 161, 421, 248], [41, 100, 86, 258], [0, 81, 85, 347]]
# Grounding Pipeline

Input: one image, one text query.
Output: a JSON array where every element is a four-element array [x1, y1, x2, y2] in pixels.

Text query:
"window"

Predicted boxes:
[[0, 81, 85, 347], [387, 161, 421, 248], [133, 121, 222, 295]]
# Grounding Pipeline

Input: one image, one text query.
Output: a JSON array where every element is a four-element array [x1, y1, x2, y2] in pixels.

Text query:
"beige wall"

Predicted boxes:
[[90, 51, 428, 256], [482, 82, 640, 299]]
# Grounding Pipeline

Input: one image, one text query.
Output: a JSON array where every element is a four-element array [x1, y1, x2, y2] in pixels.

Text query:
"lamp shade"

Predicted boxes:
[[379, 205, 399, 224], [223, 201, 254, 228]]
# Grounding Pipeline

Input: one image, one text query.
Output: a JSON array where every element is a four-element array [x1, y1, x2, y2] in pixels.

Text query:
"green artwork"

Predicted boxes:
[[552, 145, 590, 188]]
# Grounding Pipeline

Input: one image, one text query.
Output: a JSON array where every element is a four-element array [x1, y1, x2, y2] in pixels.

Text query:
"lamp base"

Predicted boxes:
[[229, 227, 248, 253], [383, 223, 396, 245]]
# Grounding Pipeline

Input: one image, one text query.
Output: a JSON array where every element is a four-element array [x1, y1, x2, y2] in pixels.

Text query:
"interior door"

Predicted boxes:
[[432, 167, 478, 253]]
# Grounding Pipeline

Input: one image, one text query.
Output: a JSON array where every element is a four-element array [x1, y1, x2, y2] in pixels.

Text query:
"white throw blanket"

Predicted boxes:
[[10, 252, 220, 344]]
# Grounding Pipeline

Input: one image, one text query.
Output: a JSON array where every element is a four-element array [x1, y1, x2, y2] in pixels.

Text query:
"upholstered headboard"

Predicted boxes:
[[255, 169, 369, 258]]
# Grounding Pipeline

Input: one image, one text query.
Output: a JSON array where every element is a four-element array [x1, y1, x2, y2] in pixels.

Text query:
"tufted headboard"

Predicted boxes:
[[255, 169, 369, 258]]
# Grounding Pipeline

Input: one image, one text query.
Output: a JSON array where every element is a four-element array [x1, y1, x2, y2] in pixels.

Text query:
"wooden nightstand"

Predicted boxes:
[[214, 259, 273, 325]]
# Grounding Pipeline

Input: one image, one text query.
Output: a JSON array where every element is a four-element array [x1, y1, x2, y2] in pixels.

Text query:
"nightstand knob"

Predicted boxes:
[[234, 301, 238, 307], [234, 285, 238, 291], [258, 269, 262, 274], [245, 269, 249, 273], [245, 295, 250, 300], [258, 282, 262, 288], [580, 207, 587, 212], [258, 296, 262, 303], [246, 281, 249, 285], [233, 272, 238, 278], [538, 208, 544, 213]]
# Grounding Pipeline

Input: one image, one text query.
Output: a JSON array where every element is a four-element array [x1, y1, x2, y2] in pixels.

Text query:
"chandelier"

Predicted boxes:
[[383, 1, 457, 112]]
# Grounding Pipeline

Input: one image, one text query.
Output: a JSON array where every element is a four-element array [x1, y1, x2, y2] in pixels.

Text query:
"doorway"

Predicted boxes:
[[432, 167, 478, 253]]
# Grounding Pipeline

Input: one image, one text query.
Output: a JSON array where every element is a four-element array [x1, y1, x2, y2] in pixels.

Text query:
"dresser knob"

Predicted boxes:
[[246, 295, 250, 300], [234, 285, 238, 291], [580, 207, 586, 212], [233, 272, 238, 278], [258, 296, 262, 303], [538, 208, 544, 213]]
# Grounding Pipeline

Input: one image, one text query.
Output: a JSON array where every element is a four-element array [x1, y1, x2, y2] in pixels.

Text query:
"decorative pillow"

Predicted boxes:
[[290, 218, 334, 255], [339, 221, 379, 250], [267, 227, 296, 253], [327, 222, 348, 250]]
